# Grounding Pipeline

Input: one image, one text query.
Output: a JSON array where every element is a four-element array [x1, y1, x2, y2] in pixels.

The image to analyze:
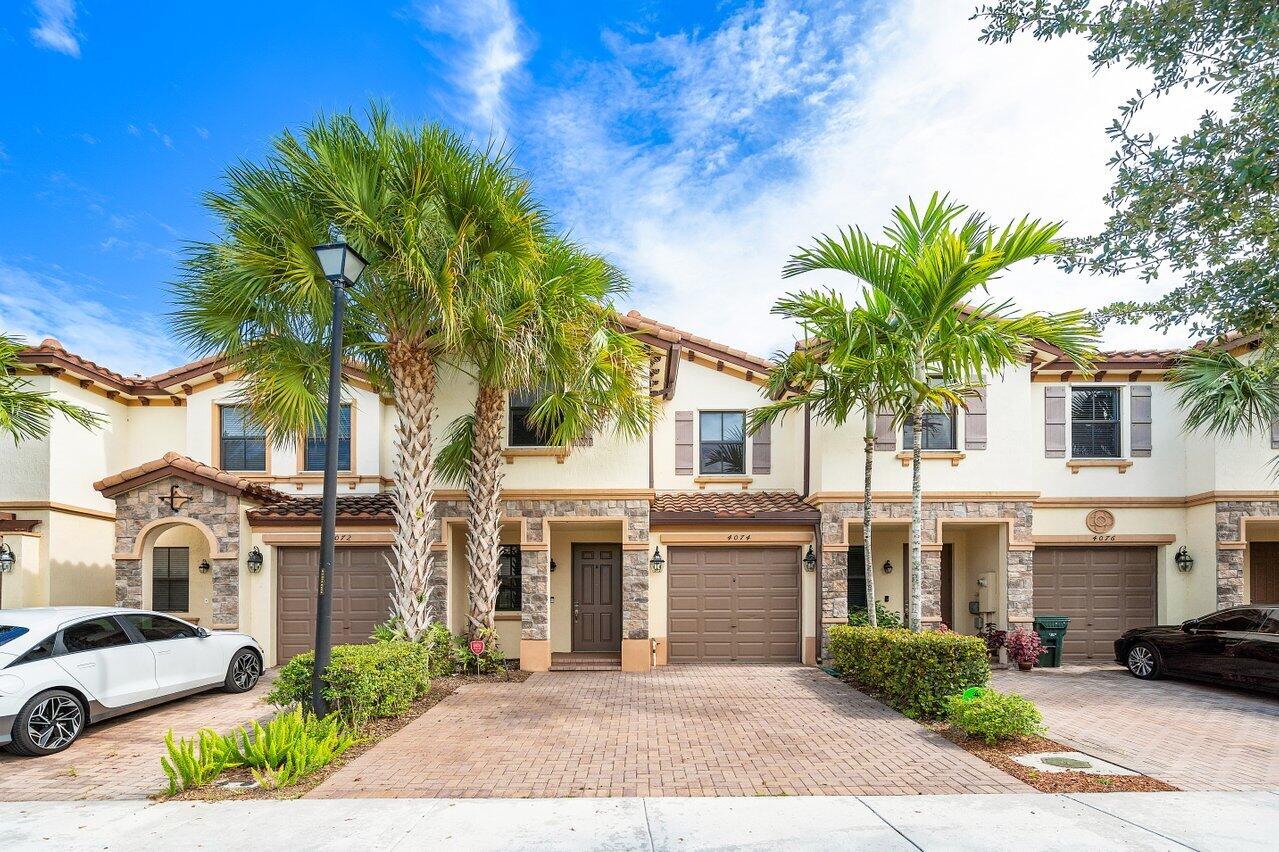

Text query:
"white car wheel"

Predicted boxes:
[[8, 690, 85, 757]]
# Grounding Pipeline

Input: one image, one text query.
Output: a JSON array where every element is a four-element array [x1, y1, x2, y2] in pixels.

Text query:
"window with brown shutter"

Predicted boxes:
[[1044, 386, 1066, 458], [873, 406, 896, 451], [675, 411, 694, 475], [752, 419, 771, 474], [1130, 385, 1152, 457]]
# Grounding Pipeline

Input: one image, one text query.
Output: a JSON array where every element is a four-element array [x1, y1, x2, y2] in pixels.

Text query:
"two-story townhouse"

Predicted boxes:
[[2, 318, 1276, 671]]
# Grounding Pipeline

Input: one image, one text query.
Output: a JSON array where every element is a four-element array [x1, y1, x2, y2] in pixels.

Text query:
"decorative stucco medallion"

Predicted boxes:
[[1085, 508, 1116, 534]]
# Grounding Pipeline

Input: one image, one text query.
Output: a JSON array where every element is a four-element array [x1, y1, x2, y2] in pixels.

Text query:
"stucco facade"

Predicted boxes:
[[3, 320, 1278, 669]]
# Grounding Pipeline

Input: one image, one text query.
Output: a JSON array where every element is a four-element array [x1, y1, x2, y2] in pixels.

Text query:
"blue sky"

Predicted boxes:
[[0, 1, 1196, 375]]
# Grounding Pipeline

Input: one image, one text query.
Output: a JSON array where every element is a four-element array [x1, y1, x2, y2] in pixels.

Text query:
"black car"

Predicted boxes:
[[1115, 605, 1279, 694]]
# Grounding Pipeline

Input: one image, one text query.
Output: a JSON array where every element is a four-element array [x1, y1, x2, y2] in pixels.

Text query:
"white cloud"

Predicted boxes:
[[525, 0, 1208, 354], [0, 262, 187, 376], [412, 0, 526, 137], [30, 0, 80, 58], [195, 126, 210, 140]]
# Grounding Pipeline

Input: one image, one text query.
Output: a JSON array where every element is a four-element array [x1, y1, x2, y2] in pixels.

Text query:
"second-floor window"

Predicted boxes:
[[902, 405, 957, 450], [303, 404, 352, 471], [1071, 387, 1121, 458], [699, 411, 745, 474], [508, 390, 549, 447], [219, 406, 267, 471], [496, 545, 522, 611]]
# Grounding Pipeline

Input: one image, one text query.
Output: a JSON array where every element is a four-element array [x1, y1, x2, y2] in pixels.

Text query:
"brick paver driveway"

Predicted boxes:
[[993, 666, 1279, 791], [0, 675, 274, 801], [311, 665, 1026, 798]]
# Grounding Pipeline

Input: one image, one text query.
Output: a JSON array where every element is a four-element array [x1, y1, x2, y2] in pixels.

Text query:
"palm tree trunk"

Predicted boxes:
[[466, 385, 506, 635], [387, 344, 440, 640], [862, 409, 878, 628], [909, 402, 924, 633]]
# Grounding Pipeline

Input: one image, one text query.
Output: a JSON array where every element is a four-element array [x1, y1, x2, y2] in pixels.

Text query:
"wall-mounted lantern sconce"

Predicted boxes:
[[550, 559, 557, 573], [246, 546, 264, 574], [649, 547, 665, 573], [882, 559, 894, 574], [1174, 546, 1194, 573], [0, 542, 15, 574], [803, 545, 817, 572], [198, 559, 212, 575]]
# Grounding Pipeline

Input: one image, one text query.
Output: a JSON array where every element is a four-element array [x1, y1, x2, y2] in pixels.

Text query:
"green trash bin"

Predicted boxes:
[[1033, 615, 1071, 667]]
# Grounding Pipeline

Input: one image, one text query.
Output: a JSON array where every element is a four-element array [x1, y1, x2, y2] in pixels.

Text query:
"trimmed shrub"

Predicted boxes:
[[1005, 628, 1044, 667], [944, 689, 1044, 744], [372, 619, 464, 677], [847, 602, 904, 629], [269, 641, 431, 723], [828, 625, 990, 719]]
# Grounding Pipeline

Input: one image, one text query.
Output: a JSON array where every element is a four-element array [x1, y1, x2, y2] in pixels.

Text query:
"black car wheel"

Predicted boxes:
[[223, 648, 262, 693], [1125, 642, 1162, 680], [6, 689, 86, 757]]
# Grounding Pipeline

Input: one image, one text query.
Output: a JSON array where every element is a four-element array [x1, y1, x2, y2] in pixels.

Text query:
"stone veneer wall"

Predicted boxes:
[[818, 498, 1034, 656], [1214, 499, 1279, 607], [434, 499, 651, 644], [111, 476, 241, 628]]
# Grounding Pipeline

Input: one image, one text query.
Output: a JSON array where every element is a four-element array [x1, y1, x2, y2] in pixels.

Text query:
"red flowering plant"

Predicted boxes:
[[1004, 628, 1043, 668], [978, 623, 1007, 657]]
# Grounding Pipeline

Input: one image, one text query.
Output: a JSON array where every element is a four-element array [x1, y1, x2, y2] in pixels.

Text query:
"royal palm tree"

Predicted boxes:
[[785, 194, 1098, 631], [172, 106, 542, 639], [0, 334, 103, 443], [436, 238, 651, 634], [749, 288, 911, 628]]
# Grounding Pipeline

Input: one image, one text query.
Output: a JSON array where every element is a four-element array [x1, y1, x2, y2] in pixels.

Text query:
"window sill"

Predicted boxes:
[[693, 475, 753, 490], [895, 451, 965, 467], [502, 447, 570, 464], [494, 611, 521, 621], [1066, 458, 1133, 474]]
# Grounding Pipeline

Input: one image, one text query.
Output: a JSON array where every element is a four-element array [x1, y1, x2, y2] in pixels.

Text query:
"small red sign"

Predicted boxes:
[[469, 640, 485, 656]]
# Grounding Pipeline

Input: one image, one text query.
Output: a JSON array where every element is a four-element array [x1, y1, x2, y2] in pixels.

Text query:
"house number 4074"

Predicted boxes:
[[727, 534, 752, 541]]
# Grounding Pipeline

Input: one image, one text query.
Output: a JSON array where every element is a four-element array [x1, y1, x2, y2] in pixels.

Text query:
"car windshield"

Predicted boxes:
[[0, 625, 29, 647]]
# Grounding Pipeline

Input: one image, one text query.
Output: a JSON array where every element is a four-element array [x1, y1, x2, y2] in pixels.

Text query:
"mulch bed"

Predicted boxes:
[[162, 668, 531, 802], [930, 724, 1179, 793]]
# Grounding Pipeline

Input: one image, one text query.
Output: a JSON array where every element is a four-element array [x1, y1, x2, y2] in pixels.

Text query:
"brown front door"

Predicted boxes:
[[667, 547, 800, 662], [277, 546, 396, 663], [1033, 546, 1155, 662], [1251, 542, 1279, 604], [940, 544, 954, 628], [571, 544, 622, 652]]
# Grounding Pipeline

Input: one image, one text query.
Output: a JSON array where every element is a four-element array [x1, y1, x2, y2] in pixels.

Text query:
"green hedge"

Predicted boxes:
[[944, 689, 1044, 744], [269, 641, 431, 723], [828, 625, 990, 719]]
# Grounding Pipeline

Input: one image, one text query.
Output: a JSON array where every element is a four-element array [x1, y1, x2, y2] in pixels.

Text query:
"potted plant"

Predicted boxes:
[[1005, 628, 1043, 672], [978, 623, 1007, 662]]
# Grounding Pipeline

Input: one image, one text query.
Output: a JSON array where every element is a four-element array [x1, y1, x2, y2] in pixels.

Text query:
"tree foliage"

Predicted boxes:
[[0, 334, 103, 444], [974, 1, 1279, 340]]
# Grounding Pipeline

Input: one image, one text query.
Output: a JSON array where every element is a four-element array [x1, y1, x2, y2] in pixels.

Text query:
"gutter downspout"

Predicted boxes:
[[803, 403, 811, 498]]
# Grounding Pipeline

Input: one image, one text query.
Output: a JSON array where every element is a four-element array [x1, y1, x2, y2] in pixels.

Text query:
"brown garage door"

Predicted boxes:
[[667, 547, 800, 662], [277, 547, 396, 663], [1033, 546, 1155, 662]]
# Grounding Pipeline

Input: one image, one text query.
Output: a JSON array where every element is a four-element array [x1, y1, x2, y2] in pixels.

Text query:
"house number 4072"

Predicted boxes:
[[727, 534, 752, 541]]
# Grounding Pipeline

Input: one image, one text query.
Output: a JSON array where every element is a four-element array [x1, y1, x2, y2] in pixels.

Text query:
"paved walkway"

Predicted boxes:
[[3, 792, 1276, 850], [0, 676, 275, 801], [311, 665, 1025, 798], [993, 665, 1279, 792]]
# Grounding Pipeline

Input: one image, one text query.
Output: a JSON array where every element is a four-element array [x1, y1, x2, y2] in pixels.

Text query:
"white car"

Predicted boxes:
[[0, 607, 263, 757]]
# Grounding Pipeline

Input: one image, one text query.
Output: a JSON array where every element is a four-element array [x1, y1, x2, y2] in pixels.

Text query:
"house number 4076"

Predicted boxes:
[[727, 534, 752, 541]]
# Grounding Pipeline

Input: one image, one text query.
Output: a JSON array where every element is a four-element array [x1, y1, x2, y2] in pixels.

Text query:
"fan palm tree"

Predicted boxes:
[[1167, 346, 1279, 474], [784, 194, 1099, 631], [749, 288, 911, 628], [0, 334, 104, 443], [436, 238, 651, 634], [172, 105, 542, 639]]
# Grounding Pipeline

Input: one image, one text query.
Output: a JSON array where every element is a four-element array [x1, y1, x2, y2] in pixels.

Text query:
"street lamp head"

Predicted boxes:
[[313, 241, 368, 287]]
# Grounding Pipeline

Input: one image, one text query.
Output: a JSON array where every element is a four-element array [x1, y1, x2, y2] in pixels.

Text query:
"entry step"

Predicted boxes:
[[550, 652, 622, 671]]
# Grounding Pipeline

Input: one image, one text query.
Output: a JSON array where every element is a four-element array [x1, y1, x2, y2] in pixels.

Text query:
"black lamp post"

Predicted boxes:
[[310, 240, 367, 717]]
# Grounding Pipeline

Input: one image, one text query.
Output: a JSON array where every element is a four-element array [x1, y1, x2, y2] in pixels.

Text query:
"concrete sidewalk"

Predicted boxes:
[[2, 792, 1276, 850]]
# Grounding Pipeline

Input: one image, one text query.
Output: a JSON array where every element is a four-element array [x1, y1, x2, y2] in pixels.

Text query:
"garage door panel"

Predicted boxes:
[[277, 546, 395, 663], [667, 546, 801, 663], [1034, 546, 1154, 663]]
